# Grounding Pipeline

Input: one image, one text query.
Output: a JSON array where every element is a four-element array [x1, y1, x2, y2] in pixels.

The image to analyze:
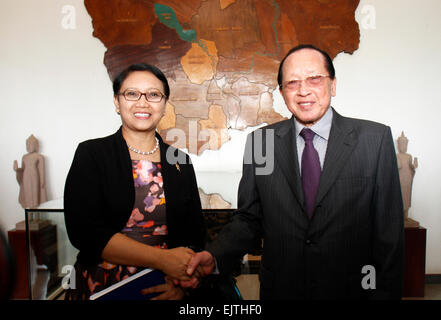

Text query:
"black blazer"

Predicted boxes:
[[208, 109, 404, 300], [64, 127, 206, 267]]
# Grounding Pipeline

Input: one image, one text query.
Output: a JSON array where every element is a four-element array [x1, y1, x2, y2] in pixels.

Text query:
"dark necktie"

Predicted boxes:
[[300, 128, 321, 218]]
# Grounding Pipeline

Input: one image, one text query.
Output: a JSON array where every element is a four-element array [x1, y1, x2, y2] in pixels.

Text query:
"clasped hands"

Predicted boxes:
[[143, 247, 215, 299]]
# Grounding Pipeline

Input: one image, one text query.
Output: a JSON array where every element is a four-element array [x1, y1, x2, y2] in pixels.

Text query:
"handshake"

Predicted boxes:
[[139, 247, 217, 300], [157, 247, 217, 289]]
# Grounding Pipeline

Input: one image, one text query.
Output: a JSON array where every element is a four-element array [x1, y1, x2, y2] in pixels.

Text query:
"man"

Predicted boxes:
[[186, 44, 404, 299]]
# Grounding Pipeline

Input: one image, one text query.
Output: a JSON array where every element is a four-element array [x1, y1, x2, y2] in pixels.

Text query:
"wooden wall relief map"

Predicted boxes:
[[85, 0, 360, 155]]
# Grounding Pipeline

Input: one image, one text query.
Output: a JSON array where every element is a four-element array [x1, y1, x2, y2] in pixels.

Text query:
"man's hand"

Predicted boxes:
[[187, 251, 215, 276], [179, 251, 216, 288]]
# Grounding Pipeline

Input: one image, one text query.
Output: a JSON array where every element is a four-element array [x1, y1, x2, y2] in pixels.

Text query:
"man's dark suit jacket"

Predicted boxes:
[[208, 108, 404, 300]]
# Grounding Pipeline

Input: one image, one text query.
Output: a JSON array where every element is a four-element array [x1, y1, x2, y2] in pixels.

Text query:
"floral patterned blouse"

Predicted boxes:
[[66, 160, 167, 300]]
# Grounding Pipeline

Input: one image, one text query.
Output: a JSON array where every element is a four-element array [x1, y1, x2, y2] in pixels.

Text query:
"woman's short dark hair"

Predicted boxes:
[[113, 63, 170, 99], [277, 44, 336, 88]]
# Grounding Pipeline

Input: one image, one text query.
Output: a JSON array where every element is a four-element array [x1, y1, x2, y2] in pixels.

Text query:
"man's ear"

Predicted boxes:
[[331, 77, 337, 97]]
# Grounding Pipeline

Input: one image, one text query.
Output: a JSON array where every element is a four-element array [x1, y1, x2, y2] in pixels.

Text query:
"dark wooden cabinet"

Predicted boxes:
[[403, 226, 426, 297], [8, 224, 58, 299]]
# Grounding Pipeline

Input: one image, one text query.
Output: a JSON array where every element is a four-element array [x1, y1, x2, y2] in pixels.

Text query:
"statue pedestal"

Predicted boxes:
[[403, 225, 426, 297], [8, 224, 58, 299]]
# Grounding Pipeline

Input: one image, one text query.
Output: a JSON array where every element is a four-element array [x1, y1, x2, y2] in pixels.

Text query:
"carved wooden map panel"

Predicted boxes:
[[85, 0, 360, 154]]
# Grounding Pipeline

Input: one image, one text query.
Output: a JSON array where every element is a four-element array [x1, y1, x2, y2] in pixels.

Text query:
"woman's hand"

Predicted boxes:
[[157, 247, 195, 280], [141, 276, 185, 300]]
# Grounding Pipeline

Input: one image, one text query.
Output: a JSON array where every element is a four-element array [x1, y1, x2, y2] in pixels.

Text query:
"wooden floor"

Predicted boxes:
[[27, 274, 441, 300], [236, 275, 441, 300]]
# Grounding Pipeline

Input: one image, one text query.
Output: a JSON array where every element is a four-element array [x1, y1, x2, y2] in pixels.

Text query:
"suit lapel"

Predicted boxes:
[[274, 119, 305, 209], [314, 110, 358, 206]]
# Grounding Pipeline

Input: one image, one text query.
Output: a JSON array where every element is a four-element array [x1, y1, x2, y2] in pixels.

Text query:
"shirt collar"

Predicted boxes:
[[293, 106, 333, 141]]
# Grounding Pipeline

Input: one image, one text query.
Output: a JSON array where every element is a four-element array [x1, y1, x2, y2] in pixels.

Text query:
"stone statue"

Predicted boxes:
[[13, 135, 48, 208], [396, 131, 419, 228], [198, 187, 231, 209], [13, 135, 49, 230]]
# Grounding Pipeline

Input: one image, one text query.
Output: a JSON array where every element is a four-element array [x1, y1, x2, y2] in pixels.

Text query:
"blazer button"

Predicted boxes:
[[305, 239, 313, 246]]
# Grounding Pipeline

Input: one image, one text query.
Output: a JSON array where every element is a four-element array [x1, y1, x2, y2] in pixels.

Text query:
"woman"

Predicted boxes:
[[64, 63, 206, 300]]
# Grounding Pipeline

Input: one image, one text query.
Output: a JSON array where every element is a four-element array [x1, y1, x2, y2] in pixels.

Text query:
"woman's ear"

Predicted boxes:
[[114, 95, 120, 114], [163, 98, 169, 116]]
